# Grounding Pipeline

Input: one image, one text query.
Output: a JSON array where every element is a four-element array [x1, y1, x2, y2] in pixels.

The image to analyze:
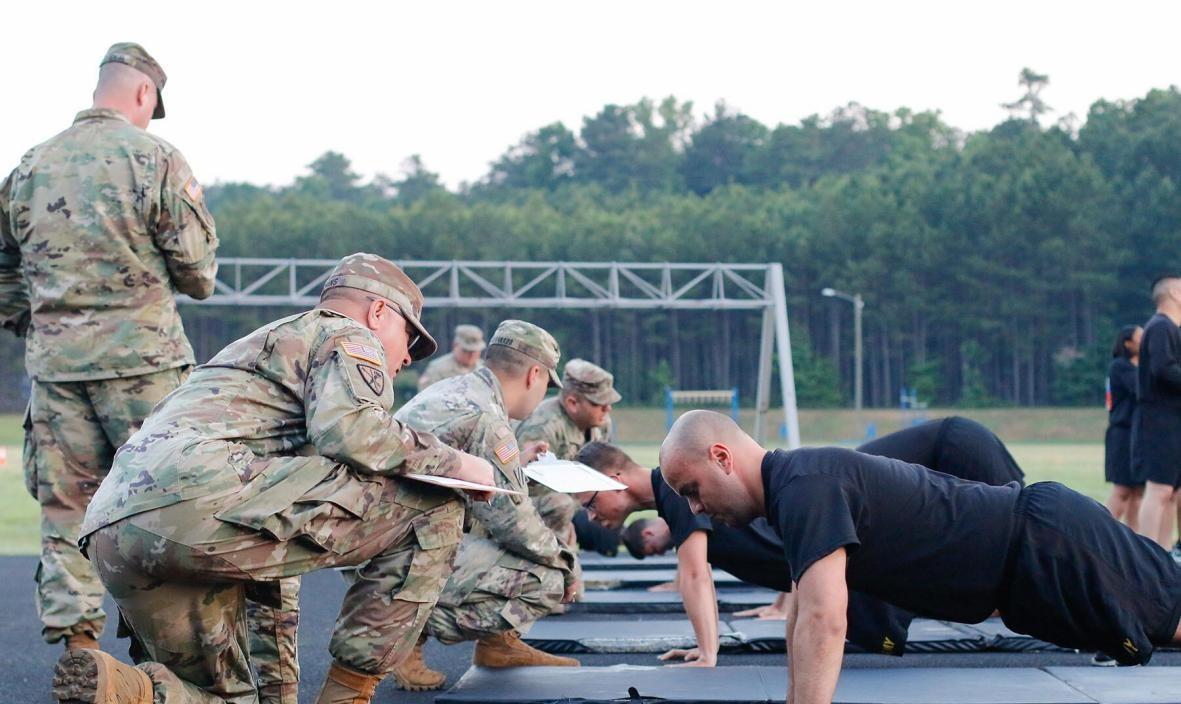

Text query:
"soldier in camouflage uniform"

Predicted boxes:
[[516, 360, 622, 549], [416, 323, 485, 390], [54, 254, 498, 704], [391, 320, 581, 690], [0, 43, 218, 653]]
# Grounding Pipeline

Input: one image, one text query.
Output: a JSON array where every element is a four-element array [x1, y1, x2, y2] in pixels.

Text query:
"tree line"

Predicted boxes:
[[1, 70, 1177, 411]]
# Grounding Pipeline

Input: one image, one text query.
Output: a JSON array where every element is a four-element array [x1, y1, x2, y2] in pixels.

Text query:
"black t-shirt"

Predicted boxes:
[[651, 469, 791, 591], [1138, 313, 1181, 408], [761, 448, 1020, 622], [857, 417, 1025, 486], [1107, 357, 1138, 428]]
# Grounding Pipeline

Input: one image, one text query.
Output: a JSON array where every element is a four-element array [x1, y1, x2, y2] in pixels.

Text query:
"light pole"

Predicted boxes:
[[822, 287, 865, 411]]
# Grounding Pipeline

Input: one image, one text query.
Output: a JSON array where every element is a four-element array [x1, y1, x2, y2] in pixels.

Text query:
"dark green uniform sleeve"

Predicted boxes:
[[305, 332, 461, 478], [154, 148, 219, 299], [0, 171, 29, 336]]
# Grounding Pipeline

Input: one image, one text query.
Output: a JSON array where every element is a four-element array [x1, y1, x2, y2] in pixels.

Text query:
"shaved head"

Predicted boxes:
[[93, 62, 158, 129], [659, 410, 767, 526], [96, 62, 152, 95], [660, 410, 746, 469], [1152, 276, 1181, 307]]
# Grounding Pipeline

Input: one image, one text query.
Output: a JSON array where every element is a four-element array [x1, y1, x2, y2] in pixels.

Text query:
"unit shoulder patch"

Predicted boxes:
[[357, 364, 386, 396]]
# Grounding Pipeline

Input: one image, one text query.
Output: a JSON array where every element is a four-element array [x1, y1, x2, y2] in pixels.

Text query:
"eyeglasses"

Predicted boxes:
[[582, 491, 600, 513]]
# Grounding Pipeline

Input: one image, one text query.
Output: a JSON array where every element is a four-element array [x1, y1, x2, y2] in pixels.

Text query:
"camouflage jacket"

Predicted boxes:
[[0, 108, 218, 381], [416, 352, 481, 391], [81, 309, 460, 536], [395, 367, 574, 576], [515, 396, 610, 460]]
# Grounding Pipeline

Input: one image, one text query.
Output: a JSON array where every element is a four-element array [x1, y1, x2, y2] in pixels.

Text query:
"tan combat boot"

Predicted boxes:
[[52, 649, 152, 704], [391, 635, 446, 691], [314, 662, 382, 704], [472, 630, 580, 668], [64, 632, 101, 651]]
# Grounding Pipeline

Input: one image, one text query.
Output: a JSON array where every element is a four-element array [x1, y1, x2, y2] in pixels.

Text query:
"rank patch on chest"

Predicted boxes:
[[494, 437, 519, 466], [340, 341, 383, 366], [356, 364, 386, 396]]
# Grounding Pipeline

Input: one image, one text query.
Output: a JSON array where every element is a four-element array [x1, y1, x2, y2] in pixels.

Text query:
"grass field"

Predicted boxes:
[[0, 407, 1117, 555]]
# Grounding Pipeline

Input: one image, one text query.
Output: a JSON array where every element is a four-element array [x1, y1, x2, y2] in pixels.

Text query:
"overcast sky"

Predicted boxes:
[[4, 1, 1178, 189]]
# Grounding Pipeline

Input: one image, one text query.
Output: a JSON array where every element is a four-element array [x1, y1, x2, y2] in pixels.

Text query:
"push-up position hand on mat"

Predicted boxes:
[[660, 410, 1181, 704]]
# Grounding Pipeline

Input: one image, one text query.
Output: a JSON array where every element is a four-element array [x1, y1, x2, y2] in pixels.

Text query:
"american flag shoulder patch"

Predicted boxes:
[[183, 176, 204, 202], [493, 436, 519, 466], [339, 340, 383, 366]]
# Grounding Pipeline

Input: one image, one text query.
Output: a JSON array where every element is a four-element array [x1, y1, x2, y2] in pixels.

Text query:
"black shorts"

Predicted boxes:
[[1133, 404, 1181, 487], [998, 482, 1181, 665], [845, 592, 913, 656], [1104, 425, 1140, 487]]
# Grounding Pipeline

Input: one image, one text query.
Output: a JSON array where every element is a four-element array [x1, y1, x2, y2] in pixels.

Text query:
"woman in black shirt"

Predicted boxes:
[[1105, 324, 1143, 530]]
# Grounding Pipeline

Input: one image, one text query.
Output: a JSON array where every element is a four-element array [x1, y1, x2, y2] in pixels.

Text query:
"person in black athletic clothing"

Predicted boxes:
[[1105, 325, 1144, 531], [626, 416, 1024, 604], [1135, 276, 1181, 549], [578, 420, 1025, 664], [659, 411, 1181, 704], [857, 416, 1024, 487]]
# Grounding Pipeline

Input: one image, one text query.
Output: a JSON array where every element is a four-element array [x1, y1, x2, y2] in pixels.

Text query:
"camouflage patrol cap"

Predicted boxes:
[[563, 359, 622, 405], [321, 253, 438, 361], [453, 324, 486, 352], [101, 43, 167, 120], [489, 320, 562, 388]]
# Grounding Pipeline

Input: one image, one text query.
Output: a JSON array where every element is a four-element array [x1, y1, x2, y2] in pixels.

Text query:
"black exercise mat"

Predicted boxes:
[[960, 619, 1076, 653], [579, 553, 679, 570], [825, 667, 1097, 704], [571, 589, 776, 614], [582, 568, 740, 590], [437, 665, 1099, 703], [522, 618, 741, 654], [1044, 667, 1181, 704], [731, 618, 989, 654]]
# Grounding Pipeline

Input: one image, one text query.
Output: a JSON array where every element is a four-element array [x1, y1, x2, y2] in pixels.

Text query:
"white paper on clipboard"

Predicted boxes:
[[523, 452, 628, 494], [403, 474, 524, 496]]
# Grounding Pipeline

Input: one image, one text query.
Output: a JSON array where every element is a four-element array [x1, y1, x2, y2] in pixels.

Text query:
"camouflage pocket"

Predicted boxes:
[[396, 504, 464, 603], [390, 478, 458, 512], [215, 457, 337, 535]]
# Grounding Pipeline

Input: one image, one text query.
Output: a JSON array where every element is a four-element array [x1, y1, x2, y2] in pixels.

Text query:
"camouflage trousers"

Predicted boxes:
[[424, 537, 566, 645], [245, 577, 300, 704], [24, 367, 187, 644], [88, 475, 464, 704]]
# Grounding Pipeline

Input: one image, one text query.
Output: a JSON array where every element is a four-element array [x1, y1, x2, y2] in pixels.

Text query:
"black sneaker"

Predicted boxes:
[[1091, 652, 1118, 667]]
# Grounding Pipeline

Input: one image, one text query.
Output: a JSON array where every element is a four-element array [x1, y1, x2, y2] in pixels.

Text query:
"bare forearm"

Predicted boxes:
[[680, 569, 720, 665], [791, 613, 846, 704]]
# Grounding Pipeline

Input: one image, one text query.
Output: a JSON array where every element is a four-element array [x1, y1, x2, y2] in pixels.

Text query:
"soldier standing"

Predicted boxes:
[[416, 323, 485, 390], [0, 43, 218, 654], [392, 320, 581, 691], [516, 359, 622, 551], [56, 254, 497, 704]]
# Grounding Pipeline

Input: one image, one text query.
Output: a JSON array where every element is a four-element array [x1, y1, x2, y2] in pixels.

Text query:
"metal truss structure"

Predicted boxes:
[[182, 259, 800, 446]]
